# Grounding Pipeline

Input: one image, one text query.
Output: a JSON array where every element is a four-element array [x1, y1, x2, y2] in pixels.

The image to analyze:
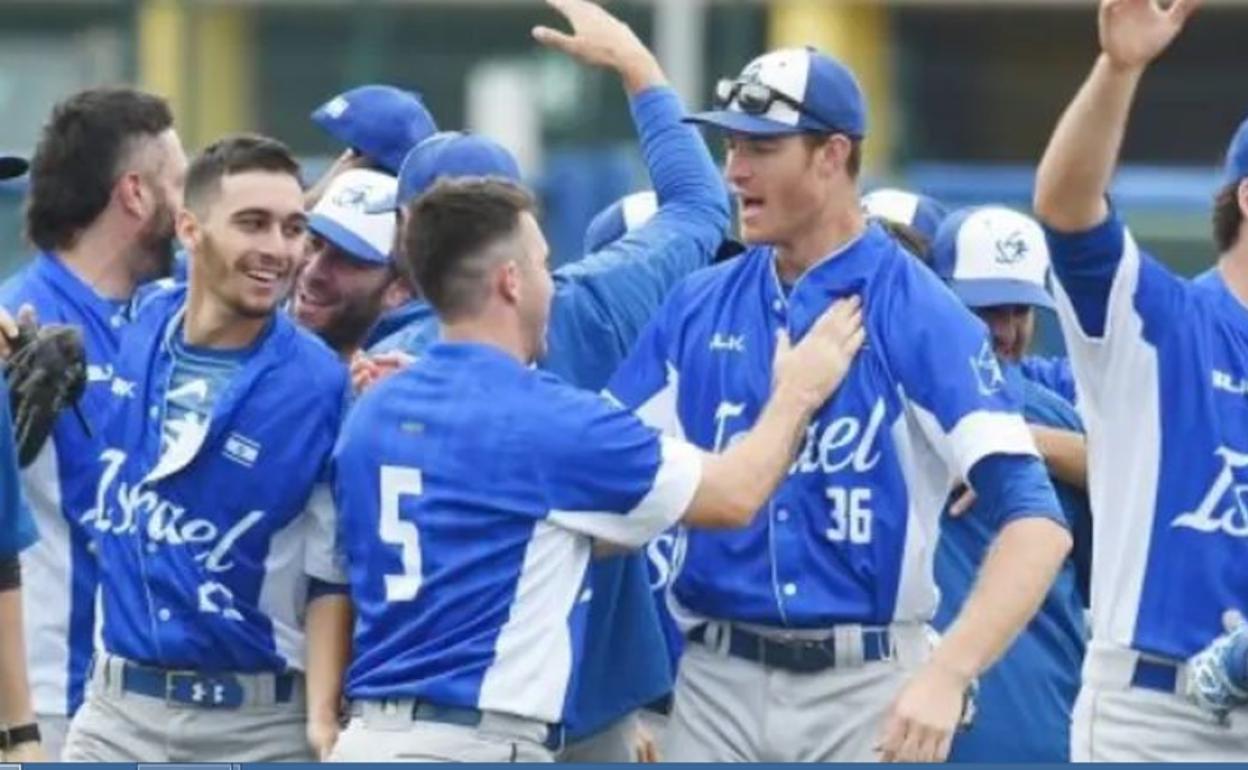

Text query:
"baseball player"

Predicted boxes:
[[605, 46, 1073, 763], [291, 169, 410, 358], [61, 135, 350, 762], [0, 289, 43, 761], [0, 88, 186, 760], [928, 205, 1091, 762], [359, 1, 731, 760], [1032, 0, 1248, 758], [330, 176, 863, 763]]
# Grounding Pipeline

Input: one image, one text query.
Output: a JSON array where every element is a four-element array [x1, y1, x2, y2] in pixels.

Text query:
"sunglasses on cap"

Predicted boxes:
[[714, 78, 833, 132]]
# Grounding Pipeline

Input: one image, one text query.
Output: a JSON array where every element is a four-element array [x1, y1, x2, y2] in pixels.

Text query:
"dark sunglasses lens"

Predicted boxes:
[[734, 83, 772, 115], [714, 79, 736, 106]]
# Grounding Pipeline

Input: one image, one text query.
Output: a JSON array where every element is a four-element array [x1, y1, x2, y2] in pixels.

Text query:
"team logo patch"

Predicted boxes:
[[710, 333, 745, 353], [223, 432, 261, 468], [970, 341, 1005, 396], [993, 230, 1029, 265], [322, 95, 350, 119]]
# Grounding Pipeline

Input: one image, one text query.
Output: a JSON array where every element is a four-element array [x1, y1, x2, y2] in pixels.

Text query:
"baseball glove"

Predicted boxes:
[[4, 319, 89, 467]]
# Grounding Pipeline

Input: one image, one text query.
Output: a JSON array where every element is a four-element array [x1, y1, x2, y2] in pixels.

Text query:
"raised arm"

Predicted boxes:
[[1033, 0, 1200, 232], [533, 0, 730, 390]]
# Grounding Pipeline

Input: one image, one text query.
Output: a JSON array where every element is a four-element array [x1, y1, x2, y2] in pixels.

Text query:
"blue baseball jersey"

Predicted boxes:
[[0, 377, 36, 557], [368, 84, 729, 739], [936, 366, 1088, 763], [0, 252, 129, 716], [334, 341, 703, 724], [1047, 212, 1248, 660], [607, 223, 1042, 628], [1021, 355, 1077, 405], [85, 286, 348, 672]]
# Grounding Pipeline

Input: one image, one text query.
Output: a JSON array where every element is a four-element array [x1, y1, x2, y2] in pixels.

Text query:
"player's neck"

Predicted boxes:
[[58, 223, 141, 301], [773, 204, 866, 285], [1218, 245, 1248, 311], [441, 317, 531, 365], [183, 281, 270, 350]]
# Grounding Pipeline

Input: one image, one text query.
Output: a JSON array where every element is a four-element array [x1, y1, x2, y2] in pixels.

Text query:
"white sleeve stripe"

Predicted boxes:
[[1052, 224, 1140, 349], [304, 482, 348, 584], [549, 436, 704, 548], [947, 410, 1040, 478]]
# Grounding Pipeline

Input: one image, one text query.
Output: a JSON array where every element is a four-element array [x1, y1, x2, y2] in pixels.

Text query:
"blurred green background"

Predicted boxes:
[[1, 0, 1245, 280]]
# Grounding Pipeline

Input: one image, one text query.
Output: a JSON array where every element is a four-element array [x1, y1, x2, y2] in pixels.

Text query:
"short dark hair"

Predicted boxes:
[[803, 134, 863, 179], [401, 178, 536, 321], [876, 218, 933, 266], [1213, 181, 1244, 253], [184, 134, 302, 214], [25, 87, 173, 251]]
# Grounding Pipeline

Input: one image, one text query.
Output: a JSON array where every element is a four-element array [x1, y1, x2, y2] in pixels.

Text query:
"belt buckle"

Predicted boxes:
[[167, 671, 245, 708]]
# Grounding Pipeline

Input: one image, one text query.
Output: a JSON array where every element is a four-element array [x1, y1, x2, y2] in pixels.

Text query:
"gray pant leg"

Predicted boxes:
[[35, 713, 70, 761], [175, 704, 314, 762], [1073, 684, 1248, 762], [784, 661, 910, 762], [663, 641, 764, 762], [63, 691, 170, 761], [331, 719, 554, 763], [558, 712, 637, 763]]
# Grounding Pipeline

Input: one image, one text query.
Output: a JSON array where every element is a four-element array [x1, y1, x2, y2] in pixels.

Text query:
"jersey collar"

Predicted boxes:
[[33, 251, 130, 327]]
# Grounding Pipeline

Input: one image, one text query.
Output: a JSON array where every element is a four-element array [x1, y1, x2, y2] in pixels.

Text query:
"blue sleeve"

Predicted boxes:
[[536, 381, 702, 548], [968, 453, 1066, 530], [0, 380, 36, 557], [543, 86, 730, 392], [1020, 355, 1078, 407], [1045, 210, 1186, 341], [882, 260, 1036, 477]]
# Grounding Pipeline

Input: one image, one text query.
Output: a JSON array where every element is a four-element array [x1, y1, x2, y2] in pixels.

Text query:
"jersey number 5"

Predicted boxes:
[[380, 465, 423, 601]]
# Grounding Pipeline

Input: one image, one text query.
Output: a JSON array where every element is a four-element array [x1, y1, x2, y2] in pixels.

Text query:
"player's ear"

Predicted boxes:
[[1237, 178, 1248, 220], [498, 259, 523, 306], [175, 208, 201, 252], [822, 134, 854, 180], [114, 171, 147, 220]]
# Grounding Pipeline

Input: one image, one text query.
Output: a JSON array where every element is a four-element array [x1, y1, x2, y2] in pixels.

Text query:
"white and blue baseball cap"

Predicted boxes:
[[932, 205, 1055, 311], [307, 168, 398, 266], [687, 47, 866, 138], [862, 188, 948, 243], [584, 191, 658, 254], [311, 84, 438, 174], [1223, 115, 1248, 186]]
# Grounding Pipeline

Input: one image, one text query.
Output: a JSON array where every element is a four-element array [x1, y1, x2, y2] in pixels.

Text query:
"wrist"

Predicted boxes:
[[1098, 52, 1147, 79], [927, 646, 979, 687], [619, 50, 666, 95]]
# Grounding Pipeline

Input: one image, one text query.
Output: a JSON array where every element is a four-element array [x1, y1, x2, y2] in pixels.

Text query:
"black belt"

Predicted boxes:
[[687, 623, 892, 674], [118, 660, 296, 709], [381, 700, 564, 752]]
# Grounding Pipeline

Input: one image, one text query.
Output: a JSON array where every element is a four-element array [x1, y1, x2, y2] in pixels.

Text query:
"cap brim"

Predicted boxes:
[[951, 279, 1055, 311], [0, 156, 28, 180], [308, 213, 390, 266], [684, 110, 805, 137]]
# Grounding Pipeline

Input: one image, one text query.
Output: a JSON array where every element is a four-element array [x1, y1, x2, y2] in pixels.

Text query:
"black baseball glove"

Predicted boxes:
[[4, 319, 89, 467]]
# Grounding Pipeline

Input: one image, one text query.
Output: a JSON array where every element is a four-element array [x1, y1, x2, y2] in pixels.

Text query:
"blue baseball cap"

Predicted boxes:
[[311, 85, 438, 174], [1223, 116, 1248, 186], [686, 47, 866, 138], [862, 188, 948, 243], [932, 205, 1055, 311], [584, 191, 658, 253], [0, 155, 27, 180], [368, 131, 522, 213]]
